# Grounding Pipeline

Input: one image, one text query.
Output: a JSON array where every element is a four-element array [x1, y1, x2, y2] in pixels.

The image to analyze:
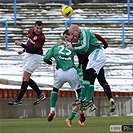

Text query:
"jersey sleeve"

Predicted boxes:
[[43, 46, 54, 62], [73, 30, 90, 54], [94, 33, 108, 48], [21, 43, 39, 53]]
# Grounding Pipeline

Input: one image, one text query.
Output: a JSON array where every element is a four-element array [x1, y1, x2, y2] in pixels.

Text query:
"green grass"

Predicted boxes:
[[0, 116, 133, 133]]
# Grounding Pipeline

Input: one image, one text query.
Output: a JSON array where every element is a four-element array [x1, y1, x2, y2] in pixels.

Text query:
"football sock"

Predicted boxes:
[[77, 65, 83, 83], [50, 91, 58, 107], [102, 83, 113, 100], [86, 84, 94, 102], [17, 81, 28, 101], [50, 107, 55, 112], [80, 80, 90, 101], [68, 111, 76, 121], [28, 78, 42, 96]]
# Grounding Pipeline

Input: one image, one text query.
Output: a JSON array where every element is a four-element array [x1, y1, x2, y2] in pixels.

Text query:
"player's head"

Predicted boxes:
[[63, 29, 74, 42], [69, 24, 80, 38], [63, 29, 79, 43], [34, 21, 43, 35]]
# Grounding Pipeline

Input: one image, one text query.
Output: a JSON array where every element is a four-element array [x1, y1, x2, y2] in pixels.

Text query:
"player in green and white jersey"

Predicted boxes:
[[43, 41, 82, 122], [67, 24, 106, 111]]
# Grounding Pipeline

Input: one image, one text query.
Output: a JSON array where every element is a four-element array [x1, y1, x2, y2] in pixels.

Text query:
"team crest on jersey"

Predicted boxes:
[[33, 36, 37, 40]]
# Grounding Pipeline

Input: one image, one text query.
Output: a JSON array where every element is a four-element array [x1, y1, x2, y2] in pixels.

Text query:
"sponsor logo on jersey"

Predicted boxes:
[[33, 36, 37, 40], [28, 37, 35, 44], [59, 56, 71, 60]]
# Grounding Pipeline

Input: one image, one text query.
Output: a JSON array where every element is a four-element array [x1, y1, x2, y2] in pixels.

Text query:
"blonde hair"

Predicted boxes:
[[57, 41, 65, 45]]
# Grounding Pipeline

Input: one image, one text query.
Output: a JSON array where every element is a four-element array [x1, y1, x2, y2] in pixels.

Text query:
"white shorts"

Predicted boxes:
[[53, 68, 81, 91], [23, 53, 41, 74], [86, 49, 106, 74]]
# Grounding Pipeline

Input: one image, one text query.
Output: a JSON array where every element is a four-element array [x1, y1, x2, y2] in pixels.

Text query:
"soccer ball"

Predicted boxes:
[[61, 5, 73, 18]]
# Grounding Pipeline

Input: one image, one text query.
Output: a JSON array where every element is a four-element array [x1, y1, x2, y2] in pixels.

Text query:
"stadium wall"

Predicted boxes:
[[0, 89, 132, 118], [0, 97, 132, 118], [0, 89, 133, 98]]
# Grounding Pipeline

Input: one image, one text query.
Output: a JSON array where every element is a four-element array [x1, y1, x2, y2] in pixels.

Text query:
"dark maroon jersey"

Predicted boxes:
[[94, 33, 108, 47], [26, 28, 45, 55]]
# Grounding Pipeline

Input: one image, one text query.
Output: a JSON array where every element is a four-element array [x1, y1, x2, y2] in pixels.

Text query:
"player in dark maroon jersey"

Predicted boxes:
[[8, 21, 46, 106]]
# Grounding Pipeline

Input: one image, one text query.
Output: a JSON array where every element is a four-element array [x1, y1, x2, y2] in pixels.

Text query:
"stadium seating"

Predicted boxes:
[[0, 2, 132, 118], [0, 2, 132, 97]]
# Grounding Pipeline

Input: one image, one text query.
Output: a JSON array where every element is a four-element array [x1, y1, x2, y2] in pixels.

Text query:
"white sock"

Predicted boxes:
[[50, 107, 55, 112]]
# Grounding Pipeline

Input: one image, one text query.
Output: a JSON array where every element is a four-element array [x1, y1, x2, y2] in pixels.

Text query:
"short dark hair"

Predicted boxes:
[[63, 29, 70, 36], [35, 21, 43, 26]]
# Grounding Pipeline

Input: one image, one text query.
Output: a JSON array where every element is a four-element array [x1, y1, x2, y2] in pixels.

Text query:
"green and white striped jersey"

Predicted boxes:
[[72, 29, 102, 54], [43, 44, 76, 71]]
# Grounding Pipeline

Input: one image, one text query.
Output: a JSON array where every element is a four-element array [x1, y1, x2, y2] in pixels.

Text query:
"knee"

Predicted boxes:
[[53, 87, 58, 92], [76, 88, 81, 93], [22, 72, 31, 81], [82, 80, 90, 88], [102, 83, 110, 88], [72, 105, 79, 112], [89, 84, 94, 91], [22, 78, 29, 82]]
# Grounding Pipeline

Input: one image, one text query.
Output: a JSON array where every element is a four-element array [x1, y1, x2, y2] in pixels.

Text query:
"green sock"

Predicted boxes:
[[50, 91, 58, 107], [86, 85, 94, 102], [68, 111, 76, 120], [80, 80, 90, 101], [77, 66, 83, 83]]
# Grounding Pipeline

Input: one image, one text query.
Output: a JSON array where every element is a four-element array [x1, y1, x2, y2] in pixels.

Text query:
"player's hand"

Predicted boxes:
[[17, 50, 24, 55], [45, 58, 52, 65], [103, 44, 108, 49], [15, 40, 22, 46], [67, 43, 73, 51]]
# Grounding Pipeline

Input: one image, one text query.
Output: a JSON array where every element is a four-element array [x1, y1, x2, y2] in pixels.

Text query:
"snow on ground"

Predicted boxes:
[[0, 3, 133, 91], [0, 46, 133, 92]]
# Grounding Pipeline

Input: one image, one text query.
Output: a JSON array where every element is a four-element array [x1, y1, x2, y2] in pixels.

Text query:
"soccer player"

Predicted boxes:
[[63, 29, 115, 113], [67, 24, 115, 112], [8, 21, 46, 106], [43, 41, 90, 126], [63, 30, 107, 127]]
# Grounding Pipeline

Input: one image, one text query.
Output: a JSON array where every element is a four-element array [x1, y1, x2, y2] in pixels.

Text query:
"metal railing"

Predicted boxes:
[[2, 0, 132, 49], [65, 18, 133, 48], [14, 0, 17, 26], [127, 0, 131, 25], [13, 0, 72, 27], [13, 0, 132, 26], [2, 0, 71, 50], [0, 20, 8, 50]]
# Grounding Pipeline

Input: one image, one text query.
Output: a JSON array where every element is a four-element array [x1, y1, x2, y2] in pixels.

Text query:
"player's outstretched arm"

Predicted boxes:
[[94, 33, 108, 49]]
